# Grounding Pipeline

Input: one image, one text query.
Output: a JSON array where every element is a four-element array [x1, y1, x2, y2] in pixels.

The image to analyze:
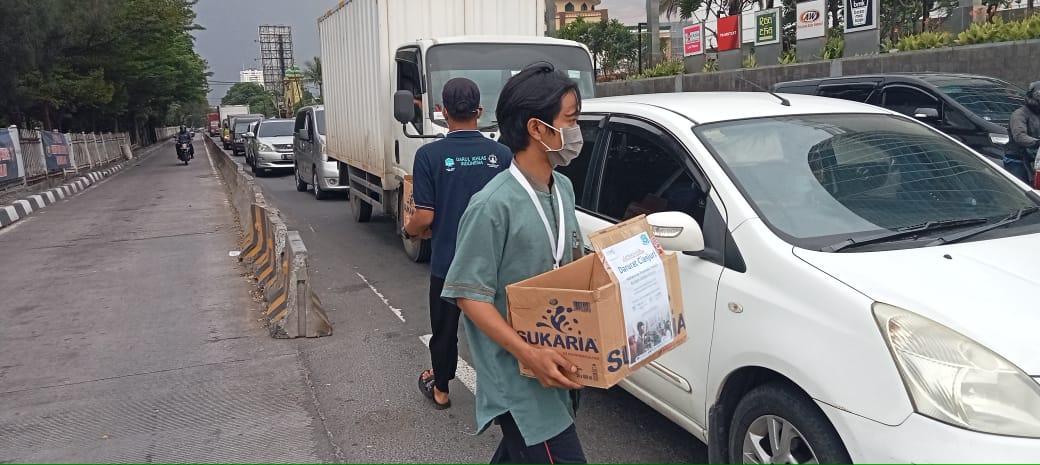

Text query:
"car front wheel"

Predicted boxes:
[[295, 164, 308, 192], [729, 381, 850, 464]]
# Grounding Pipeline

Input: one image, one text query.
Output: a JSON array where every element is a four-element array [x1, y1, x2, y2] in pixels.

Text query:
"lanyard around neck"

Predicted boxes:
[[509, 163, 566, 269]]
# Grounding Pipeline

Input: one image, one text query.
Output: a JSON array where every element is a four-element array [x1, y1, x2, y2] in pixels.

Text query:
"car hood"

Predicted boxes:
[[793, 233, 1040, 375], [256, 135, 294, 145]]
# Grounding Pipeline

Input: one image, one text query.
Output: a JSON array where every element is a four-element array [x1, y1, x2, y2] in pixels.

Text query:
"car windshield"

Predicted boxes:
[[696, 114, 1037, 250], [258, 120, 293, 137], [426, 43, 594, 129], [922, 76, 1024, 126], [315, 110, 326, 135]]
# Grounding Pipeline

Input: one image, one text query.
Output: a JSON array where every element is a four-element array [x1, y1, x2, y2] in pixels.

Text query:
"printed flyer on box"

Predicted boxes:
[[599, 231, 674, 365]]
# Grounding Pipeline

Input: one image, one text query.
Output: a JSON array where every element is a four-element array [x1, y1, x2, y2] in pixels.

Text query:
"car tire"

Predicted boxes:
[[397, 188, 431, 263], [351, 191, 372, 223], [252, 162, 264, 177], [313, 170, 329, 200], [728, 381, 851, 464], [295, 164, 308, 192]]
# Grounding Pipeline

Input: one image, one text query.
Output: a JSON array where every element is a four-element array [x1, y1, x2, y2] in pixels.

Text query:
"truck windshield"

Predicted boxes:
[[921, 76, 1024, 126], [426, 43, 595, 129]]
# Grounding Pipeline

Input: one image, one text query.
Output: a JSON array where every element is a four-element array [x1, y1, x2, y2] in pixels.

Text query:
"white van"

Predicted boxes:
[[563, 92, 1040, 462]]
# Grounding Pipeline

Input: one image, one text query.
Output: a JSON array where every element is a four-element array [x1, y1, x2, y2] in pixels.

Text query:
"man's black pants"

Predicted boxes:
[[428, 275, 461, 393], [490, 413, 587, 464]]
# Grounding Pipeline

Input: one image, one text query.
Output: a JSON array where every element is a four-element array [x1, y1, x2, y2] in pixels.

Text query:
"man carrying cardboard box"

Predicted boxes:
[[403, 78, 513, 410], [441, 63, 588, 463]]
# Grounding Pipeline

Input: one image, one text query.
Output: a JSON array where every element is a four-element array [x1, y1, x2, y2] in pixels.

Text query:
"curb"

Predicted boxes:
[[0, 151, 146, 230], [205, 136, 332, 338]]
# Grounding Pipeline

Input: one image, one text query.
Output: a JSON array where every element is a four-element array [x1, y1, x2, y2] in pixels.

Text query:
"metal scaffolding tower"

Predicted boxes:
[[258, 25, 294, 95]]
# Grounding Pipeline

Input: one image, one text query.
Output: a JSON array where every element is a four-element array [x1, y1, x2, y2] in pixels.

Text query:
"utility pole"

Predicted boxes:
[[646, 0, 661, 68], [545, 0, 557, 36]]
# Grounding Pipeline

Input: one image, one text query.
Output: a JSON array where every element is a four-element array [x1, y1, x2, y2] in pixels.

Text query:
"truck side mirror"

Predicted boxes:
[[394, 90, 416, 124]]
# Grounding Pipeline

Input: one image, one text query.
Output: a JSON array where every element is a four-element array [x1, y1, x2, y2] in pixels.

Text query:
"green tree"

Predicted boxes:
[[558, 18, 638, 75], [222, 82, 277, 117], [302, 57, 322, 98]]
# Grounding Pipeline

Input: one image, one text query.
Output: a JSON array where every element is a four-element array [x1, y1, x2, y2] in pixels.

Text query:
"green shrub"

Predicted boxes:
[[742, 53, 758, 69], [957, 15, 1040, 45], [635, 59, 685, 79], [897, 31, 953, 51], [778, 48, 798, 64], [702, 58, 719, 73]]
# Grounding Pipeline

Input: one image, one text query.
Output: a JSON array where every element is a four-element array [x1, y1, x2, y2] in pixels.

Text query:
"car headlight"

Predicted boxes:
[[989, 133, 1010, 145], [258, 143, 275, 152], [873, 303, 1040, 438], [320, 141, 328, 162]]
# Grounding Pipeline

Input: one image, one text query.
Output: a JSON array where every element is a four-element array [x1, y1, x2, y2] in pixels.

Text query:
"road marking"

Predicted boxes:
[[355, 272, 405, 322], [419, 334, 477, 395]]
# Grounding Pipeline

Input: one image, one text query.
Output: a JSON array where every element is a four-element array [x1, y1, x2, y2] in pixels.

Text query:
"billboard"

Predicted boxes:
[[717, 15, 741, 52], [683, 23, 704, 56], [844, 0, 879, 33], [755, 8, 781, 45], [0, 129, 18, 183], [796, 0, 827, 40], [40, 131, 71, 171]]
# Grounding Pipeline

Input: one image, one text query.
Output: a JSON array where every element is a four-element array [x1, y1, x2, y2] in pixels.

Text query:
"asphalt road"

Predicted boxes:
[[220, 138, 709, 463]]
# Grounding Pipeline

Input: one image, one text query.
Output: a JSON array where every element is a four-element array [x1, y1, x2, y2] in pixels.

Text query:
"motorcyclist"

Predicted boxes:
[[176, 126, 194, 160], [1004, 81, 1040, 183]]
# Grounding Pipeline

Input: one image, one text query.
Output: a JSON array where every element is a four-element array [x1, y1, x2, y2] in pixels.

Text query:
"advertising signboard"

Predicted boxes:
[[0, 129, 18, 183], [40, 130, 71, 171], [796, 0, 827, 40], [717, 15, 741, 52], [844, 0, 879, 33], [755, 8, 781, 45], [683, 23, 704, 56]]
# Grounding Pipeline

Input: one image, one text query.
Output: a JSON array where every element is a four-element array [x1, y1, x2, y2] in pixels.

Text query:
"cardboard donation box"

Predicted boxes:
[[506, 215, 686, 389], [402, 175, 432, 240]]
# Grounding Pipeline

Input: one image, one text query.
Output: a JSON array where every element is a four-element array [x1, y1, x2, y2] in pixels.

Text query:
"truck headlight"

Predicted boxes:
[[874, 303, 1040, 438], [989, 133, 1010, 146]]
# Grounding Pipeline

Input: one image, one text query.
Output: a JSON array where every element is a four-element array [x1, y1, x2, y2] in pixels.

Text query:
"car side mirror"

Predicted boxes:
[[394, 90, 416, 124], [913, 107, 940, 121], [243, 132, 255, 138], [647, 212, 705, 253]]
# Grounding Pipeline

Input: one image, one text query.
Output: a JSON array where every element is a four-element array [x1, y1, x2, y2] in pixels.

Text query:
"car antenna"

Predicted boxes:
[[737, 76, 790, 106]]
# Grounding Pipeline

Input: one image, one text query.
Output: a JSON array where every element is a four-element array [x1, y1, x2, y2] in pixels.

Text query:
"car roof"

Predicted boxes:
[[260, 118, 293, 123], [585, 92, 893, 125], [775, 72, 1010, 87]]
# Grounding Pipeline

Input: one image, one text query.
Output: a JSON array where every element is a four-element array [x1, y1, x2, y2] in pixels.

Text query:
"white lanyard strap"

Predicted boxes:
[[509, 163, 566, 269]]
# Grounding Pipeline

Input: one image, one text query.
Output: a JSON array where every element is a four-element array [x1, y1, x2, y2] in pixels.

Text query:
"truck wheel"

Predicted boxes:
[[728, 381, 850, 464], [397, 189, 431, 263], [351, 192, 372, 223]]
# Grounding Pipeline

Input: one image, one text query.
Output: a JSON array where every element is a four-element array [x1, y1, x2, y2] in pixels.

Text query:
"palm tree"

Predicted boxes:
[[660, 0, 682, 19], [302, 57, 322, 98]]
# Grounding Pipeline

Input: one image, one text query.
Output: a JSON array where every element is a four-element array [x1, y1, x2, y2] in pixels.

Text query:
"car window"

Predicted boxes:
[[882, 86, 938, 116], [697, 114, 1037, 250], [594, 121, 706, 224], [315, 111, 326, 135], [554, 117, 602, 207], [818, 84, 876, 102], [923, 76, 1025, 126], [259, 120, 293, 137], [295, 112, 309, 135]]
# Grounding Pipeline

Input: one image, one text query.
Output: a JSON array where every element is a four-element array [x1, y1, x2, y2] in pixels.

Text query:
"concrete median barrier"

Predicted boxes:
[[205, 136, 332, 338]]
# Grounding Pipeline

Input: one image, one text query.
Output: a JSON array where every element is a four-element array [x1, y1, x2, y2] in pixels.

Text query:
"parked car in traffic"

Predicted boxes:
[[774, 73, 1025, 159], [228, 114, 263, 156], [293, 105, 347, 199], [563, 92, 1040, 463], [244, 118, 295, 176]]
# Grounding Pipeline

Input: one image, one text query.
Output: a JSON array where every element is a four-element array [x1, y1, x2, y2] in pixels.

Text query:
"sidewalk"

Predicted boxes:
[[0, 140, 332, 462]]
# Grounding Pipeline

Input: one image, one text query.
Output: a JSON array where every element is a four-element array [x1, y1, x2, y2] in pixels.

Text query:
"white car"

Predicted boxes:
[[559, 92, 1040, 463]]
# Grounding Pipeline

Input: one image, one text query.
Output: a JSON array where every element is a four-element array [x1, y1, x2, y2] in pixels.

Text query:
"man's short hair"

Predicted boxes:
[[442, 77, 481, 121], [495, 62, 581, 153]]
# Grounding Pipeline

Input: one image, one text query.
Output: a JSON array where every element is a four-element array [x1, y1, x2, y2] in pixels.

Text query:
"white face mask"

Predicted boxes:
[[536, 119, 584, 167]]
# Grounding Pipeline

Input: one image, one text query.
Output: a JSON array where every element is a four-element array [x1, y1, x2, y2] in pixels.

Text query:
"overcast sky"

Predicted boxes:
[[193, 0, 657, 104]]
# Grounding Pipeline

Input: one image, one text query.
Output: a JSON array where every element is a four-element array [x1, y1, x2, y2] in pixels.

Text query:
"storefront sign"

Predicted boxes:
[[683, 23, 704, 56], [796, 0, 827, 40], [717, 15, 741, 52], [755, 8, 781, 45], [844, 0, 879, 33]]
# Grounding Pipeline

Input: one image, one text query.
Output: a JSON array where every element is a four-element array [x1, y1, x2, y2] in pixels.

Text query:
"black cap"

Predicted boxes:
[[442, 77, 480, 117]]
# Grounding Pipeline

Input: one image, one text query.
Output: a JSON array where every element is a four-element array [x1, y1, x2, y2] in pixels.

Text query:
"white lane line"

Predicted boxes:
[[419, 334, 477, 394], [355, 271, 405, 322]]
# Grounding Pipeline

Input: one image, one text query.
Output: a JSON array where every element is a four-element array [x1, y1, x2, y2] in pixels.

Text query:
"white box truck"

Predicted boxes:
[[218, 105, 250, 149], [318, 0, 595, 261]]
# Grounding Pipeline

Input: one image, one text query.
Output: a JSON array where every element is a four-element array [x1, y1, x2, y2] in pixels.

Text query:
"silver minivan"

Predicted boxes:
[[293, 105, 347, 199]]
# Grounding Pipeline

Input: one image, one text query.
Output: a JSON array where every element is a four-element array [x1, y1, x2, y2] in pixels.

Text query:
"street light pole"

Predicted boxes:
[[638, 22, 647, 74]]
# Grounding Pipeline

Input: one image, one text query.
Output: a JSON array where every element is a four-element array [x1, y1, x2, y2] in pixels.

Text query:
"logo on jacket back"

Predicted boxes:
[[517, 298, 599, 353]]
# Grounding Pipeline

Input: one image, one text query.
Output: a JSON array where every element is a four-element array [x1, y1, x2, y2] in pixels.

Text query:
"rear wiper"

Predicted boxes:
[[821, 218, 990, 252], [925, 207, 1039, 247]]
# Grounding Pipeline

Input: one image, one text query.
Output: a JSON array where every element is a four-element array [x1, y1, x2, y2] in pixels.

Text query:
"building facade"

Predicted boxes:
[[555, 0, 608, 30]]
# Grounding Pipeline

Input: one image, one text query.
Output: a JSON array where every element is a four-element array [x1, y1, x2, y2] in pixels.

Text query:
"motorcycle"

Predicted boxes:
[[176, 141, 192, 165]]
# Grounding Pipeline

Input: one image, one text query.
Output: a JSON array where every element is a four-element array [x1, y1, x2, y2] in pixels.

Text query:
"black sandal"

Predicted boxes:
[[418, 370, 451, 409]]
